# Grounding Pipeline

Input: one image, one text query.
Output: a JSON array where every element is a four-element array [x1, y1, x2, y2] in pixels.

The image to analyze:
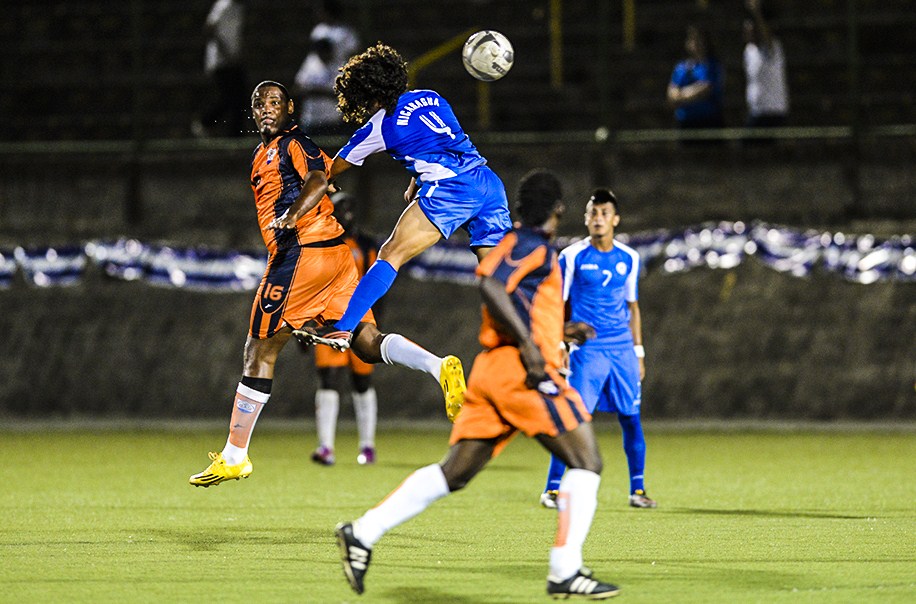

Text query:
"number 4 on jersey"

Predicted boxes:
[[419, 112, 456, 139]]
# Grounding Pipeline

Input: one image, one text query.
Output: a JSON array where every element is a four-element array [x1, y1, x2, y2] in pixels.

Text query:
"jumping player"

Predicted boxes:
[[293, 43, 512, 353], [309, 191, 381, 466], [334, 170, 621, 599], [189, 81, 466, 487], [540, 189, 657, 510]]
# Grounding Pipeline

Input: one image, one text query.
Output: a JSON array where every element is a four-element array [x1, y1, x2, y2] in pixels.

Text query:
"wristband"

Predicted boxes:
[[633, 345, 645, 358]]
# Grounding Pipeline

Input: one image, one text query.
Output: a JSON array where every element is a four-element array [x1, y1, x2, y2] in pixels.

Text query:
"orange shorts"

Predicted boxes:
[[249, 242, 375, 339], [449, 345, 592, 456], [314, 344, 373, 375]]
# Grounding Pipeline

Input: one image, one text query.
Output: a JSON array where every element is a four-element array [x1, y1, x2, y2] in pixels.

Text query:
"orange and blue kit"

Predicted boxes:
[[450, 228, 591, 455], [248, 126, 373, 338], [313, 233, 379, 373]]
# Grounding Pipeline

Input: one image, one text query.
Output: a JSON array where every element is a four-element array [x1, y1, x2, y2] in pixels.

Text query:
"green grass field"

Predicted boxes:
[[2, 423, 914, 603]]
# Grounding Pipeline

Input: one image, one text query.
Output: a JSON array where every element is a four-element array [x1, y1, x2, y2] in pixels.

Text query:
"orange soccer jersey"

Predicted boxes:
[[250, 124, 343, 253], [450, 228, 591, 454], [247, 127, 373, 339], [313, 233, 379, 374]]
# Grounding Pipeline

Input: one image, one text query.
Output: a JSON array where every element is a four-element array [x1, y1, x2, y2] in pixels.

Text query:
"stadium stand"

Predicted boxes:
[[2, 0, 915, 140]]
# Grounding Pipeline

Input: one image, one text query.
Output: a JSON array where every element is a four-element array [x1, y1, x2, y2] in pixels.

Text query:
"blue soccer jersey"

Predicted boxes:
[[335, 90, 511, 247], [560, 238, 641, 415], [337, 89, 486, 181], [559, 238, 640, 346], [546, 237, 651, 496]]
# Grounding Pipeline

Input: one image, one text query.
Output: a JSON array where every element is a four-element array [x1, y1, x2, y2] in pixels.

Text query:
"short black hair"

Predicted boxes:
[[252, 80, 291, 103], [516, 169, 562, 227], [588, 188, 619, 213]]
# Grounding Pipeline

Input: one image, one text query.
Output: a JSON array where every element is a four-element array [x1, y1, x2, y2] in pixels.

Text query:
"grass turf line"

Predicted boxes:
[[1, 427, 914, 603]]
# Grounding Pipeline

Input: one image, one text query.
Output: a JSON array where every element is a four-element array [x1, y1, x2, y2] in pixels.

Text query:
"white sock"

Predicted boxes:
[[353, 463, 450, 548], [315, 389, 340, 449], [352, 387, 377, 449], [380, 334, 443, 380], [222, 441, 247, 466], [549, 469, 601, 581]]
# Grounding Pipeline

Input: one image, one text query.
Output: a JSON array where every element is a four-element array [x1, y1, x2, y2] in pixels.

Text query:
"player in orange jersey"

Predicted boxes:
[[308, 191, 382, 466], [334, 170, 621, 599], [189, 81, 466, 488]]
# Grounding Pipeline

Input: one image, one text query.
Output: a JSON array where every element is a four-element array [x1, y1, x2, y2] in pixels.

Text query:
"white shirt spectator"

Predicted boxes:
[[309, 22, 359, 69], [205, 0, 244, 74], [744, 38, 789, 117], [294, 51, 340, 129]]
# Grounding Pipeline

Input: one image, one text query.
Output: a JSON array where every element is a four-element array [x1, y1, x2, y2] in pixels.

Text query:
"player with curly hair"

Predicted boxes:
[[294, 44, 512, 365], [188, 81, 466, 487]]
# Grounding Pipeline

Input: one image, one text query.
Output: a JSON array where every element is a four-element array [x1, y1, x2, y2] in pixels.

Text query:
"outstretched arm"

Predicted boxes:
[[329, 155, 355, 180]]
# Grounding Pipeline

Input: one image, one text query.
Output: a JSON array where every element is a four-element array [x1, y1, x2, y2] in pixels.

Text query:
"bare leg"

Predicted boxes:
[[439, 439, 497, 491], [377, 200, 444, 268], [189, 328, 291, 485], [228, 329, 290, 451], [242, 328, 290, 378], [331, 201, 442, 334], [351, 439, 496, 547], [535, 422, 603, 474], [472, 245, 495, 262], [351, 323, 442, 380]]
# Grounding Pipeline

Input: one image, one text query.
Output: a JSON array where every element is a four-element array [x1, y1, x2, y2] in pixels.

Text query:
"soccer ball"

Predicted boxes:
[[462, 30, 514, 82]]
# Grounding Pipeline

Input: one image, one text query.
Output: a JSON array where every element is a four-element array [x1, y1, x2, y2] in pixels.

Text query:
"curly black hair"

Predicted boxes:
[[334, 43, 409, 124]]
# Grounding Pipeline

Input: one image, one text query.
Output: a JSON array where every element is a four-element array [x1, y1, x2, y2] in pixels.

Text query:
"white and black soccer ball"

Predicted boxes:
[[462, 30, 514, 82]]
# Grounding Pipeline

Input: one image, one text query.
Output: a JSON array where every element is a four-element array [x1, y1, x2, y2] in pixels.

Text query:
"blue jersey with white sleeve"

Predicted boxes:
[[560, 237, 642, 415], [335, 89, 511, 248], [336, 89, 487, 182], [559, 238, 640, 346]]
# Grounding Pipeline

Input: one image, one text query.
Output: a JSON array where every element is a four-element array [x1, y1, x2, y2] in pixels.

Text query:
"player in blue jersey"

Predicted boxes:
[[540, 188, 658, 510], [293, 44, 512, 384]]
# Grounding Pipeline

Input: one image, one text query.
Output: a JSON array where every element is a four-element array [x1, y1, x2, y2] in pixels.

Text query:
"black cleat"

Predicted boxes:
[[547, 569, 621, 599], [336, 522, 371, 594]]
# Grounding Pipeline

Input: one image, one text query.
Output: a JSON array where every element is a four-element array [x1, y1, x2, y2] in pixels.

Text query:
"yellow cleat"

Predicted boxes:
[[189, 451, 252, 487], [440, 355, 467, 422]]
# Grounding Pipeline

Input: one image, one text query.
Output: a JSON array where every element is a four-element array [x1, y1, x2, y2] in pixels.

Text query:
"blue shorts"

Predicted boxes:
[[568, 342, 642, 416], [416, 165, 511, 248]]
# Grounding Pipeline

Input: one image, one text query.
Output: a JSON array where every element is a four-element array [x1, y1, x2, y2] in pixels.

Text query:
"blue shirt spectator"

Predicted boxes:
[[667, 25, 724, 129]]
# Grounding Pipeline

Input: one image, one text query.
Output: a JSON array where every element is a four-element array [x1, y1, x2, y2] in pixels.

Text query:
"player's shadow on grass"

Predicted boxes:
[[381, 586, 477, 603], [672, 507, 871, 520], [379, 461, 531, 472], [149, 527, 329, 551]]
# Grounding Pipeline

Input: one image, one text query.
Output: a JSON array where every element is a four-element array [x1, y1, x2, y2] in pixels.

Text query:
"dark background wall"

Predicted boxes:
[[1, 0, 914, 419], [0, 248, 912, 420]]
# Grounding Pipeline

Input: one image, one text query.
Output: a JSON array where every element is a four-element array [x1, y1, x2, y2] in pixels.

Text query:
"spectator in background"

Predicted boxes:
[[743, 0, 789, 130], [195, 0, 248, 137], [667, 24, 724, 134], [293, 0, 360, 135]]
